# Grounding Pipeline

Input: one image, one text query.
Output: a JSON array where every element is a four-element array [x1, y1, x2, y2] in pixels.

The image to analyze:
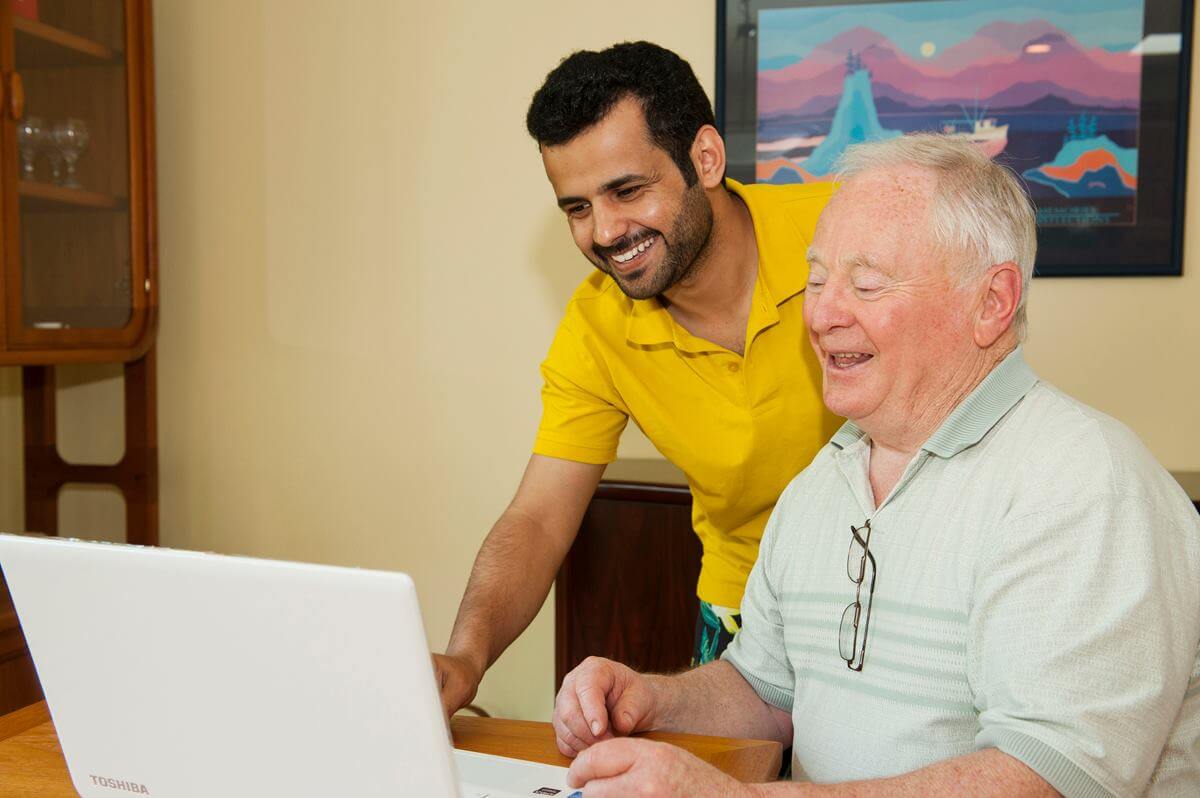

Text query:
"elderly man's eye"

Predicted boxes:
[[806, 278, 826, 291]]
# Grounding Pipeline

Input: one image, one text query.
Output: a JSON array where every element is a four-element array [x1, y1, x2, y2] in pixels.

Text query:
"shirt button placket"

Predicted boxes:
[[726, 359, 748, 405]]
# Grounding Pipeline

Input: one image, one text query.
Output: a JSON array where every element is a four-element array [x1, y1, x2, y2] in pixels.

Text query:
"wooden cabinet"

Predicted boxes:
[[0, 0, 158, 717], [555, 459, 699, 688], [0, 0, 156, 362], [0, 0, 157, 361]]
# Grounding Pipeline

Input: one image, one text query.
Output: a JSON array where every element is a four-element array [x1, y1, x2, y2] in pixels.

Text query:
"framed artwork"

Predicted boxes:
[[716, 0, 1194, 276]]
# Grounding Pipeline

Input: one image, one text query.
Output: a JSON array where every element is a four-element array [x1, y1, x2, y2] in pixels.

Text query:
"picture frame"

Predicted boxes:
[[716, 0, 1194, 277]]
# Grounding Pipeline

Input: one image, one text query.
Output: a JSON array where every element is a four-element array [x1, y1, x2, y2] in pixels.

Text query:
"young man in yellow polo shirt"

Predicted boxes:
[[434, 41, 839, 717]]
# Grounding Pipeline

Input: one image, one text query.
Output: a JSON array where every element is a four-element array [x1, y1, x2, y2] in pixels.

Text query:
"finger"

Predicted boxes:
[[551, 713, 587, 757], [438, 676, 460, 717], [552, 719, 578, 758], [431, 656, 446, 685], [608, 677, 653, 735], [554, 709, 595, 756], [567, 737, 644, 788], [576, 680, 611, 739], [554, 733, 575, 759], [558, 732, 586, 758], [442, 687, 462, 721], [569, 773, 642, 798], [556, 683, 598, 746]]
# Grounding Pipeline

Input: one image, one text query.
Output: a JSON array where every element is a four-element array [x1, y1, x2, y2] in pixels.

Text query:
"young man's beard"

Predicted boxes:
[[594, 181, 714, 300]]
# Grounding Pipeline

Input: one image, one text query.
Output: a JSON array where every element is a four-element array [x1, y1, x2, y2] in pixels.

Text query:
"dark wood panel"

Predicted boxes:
[[0, 569, 43, 716], [0, 649, 40, 718], [555, 481, 699, 689]]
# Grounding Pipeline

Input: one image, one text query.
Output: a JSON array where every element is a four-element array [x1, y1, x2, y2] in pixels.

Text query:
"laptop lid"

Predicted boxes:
[[0, 533, 461, 798]]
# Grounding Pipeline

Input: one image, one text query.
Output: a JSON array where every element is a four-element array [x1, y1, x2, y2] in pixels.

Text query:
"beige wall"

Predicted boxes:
[[0, 2, 1197, 721]]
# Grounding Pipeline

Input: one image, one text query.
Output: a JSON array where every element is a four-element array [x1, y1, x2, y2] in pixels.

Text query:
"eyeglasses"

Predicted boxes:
[[838, 519, 876, 672]]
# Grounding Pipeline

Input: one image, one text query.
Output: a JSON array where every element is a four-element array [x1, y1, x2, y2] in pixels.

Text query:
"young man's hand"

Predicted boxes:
[[432, 652, 483, 720]]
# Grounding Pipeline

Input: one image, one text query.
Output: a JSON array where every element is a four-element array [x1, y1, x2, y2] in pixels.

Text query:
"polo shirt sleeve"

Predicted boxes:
[[721, 497, 795, 712], [969, 493, 1200, 798], [532, 317, 629, 465]]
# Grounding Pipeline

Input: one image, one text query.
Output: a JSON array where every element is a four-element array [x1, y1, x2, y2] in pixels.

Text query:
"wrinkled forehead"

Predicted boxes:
[[810, 166, 938, 267], [844, 164, 936, 214]]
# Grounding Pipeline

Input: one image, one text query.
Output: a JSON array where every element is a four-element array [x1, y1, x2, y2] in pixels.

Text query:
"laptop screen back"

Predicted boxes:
[[0, 533, 459, 798]]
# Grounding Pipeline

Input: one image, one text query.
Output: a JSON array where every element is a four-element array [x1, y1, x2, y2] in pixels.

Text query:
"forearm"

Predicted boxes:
[[746, 749, 1058, 798], [649, 661, 791, 744], [446, 505, 573, 673]]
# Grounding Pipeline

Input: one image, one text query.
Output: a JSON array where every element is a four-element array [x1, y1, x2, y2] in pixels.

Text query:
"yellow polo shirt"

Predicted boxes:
[[534, 179, 840, 608]]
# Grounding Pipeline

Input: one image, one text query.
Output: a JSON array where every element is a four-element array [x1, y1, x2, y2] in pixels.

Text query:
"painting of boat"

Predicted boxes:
[[941, 113, 1009, 160]]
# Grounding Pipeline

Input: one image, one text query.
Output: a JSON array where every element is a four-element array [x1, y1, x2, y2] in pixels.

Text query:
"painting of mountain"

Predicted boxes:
[[759, 53, 903, 182], [758, 21, 1140, 116], [1024, 126, 1137, 199], [754, 0, 1144, 226]]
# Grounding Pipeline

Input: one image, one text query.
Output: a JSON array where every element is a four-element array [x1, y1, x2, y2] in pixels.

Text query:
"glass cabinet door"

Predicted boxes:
[[4, 0, 146, 348]]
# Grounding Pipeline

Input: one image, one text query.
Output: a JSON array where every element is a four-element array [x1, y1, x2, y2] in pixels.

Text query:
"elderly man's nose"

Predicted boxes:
[[808, 284, 853, 332]]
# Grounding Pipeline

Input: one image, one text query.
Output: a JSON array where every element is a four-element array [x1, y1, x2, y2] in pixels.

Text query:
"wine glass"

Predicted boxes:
[[52, 118, 89, 189], [17, 116, 43, 180], [43, 131, 64, 185]]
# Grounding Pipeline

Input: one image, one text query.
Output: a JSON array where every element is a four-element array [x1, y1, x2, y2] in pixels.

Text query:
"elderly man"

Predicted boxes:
[[551, 135, 1200, 797]]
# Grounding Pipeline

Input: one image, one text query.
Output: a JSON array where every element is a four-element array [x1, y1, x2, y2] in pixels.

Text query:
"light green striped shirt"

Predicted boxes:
[[723, 348, 1200, 797]]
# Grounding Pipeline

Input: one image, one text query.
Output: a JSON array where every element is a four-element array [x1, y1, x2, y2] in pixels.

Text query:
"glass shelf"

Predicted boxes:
[[13, 16, 121, 67], [18, 180, 126, 211]]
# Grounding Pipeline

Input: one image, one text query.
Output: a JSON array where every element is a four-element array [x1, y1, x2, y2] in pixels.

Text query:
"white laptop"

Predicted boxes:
[[0, 532, 582, 798]]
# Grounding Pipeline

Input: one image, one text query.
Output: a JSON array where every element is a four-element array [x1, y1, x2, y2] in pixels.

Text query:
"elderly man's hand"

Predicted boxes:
[[567, 738, 759, 797], [553, 657, 661, 757]]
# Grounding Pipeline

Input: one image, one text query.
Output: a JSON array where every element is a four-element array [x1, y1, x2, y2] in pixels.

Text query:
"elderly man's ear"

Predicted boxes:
[[973, 262, 1022, 348]]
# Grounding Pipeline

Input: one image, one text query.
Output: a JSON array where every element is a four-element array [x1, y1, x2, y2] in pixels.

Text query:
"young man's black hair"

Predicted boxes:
[[525, 41, 716, 186]]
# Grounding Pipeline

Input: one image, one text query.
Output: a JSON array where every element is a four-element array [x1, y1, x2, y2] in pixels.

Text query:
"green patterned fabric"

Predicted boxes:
[[692, 601, 741, 666]]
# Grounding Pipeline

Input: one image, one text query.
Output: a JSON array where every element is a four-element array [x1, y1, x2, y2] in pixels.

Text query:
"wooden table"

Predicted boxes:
[[0, 702, 781, 796]]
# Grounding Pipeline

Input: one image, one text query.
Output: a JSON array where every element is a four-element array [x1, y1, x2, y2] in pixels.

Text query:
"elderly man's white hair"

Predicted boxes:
[[836, 134, 1037, 340]]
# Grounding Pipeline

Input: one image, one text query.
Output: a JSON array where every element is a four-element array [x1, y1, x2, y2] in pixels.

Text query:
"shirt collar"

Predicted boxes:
[[727, 178, 810, 309], [830, 347, 1039, 458], [624, 179, 814, 348]]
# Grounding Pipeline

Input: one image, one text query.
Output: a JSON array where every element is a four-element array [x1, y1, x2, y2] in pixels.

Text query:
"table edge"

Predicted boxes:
[[2, 704, 782, 785]]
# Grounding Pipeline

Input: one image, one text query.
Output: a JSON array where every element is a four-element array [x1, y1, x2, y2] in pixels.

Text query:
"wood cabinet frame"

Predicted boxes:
[[0, 0, 156, 364], [0, 0, 158, 717]]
